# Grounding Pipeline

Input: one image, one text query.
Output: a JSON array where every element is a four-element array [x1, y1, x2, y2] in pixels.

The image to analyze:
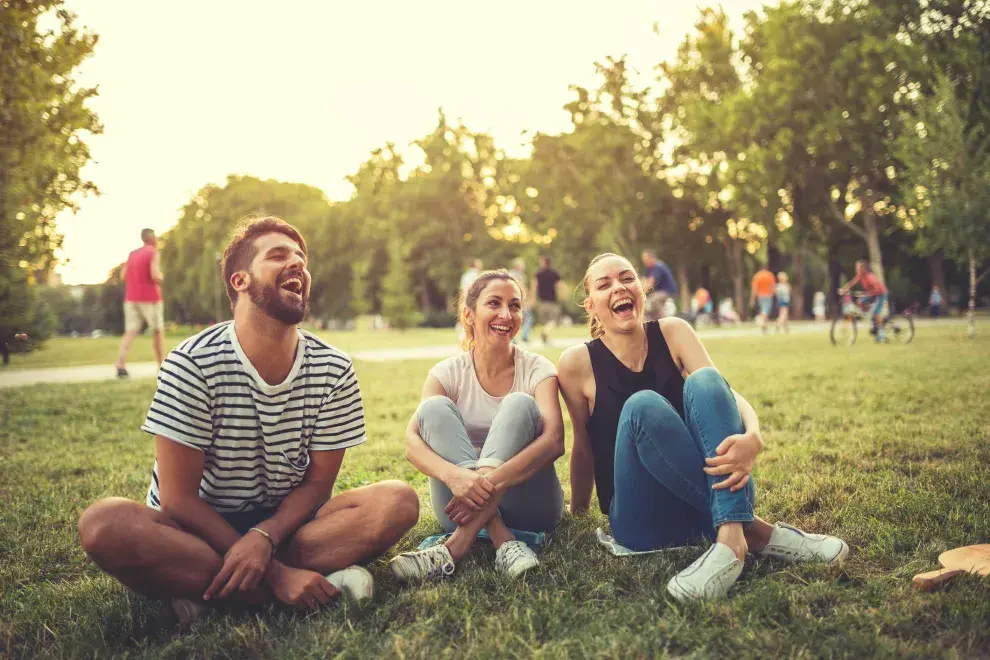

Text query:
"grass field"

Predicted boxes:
[[2, 328, 989, 658]]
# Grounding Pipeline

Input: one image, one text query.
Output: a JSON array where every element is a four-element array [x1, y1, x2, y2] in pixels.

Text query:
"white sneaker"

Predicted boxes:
[[495, 540, 540, 579], [326, 565, 374, 605], [171, 598, 206, 630], [666, 543, 743, 602], [389, 545, 456, 583], [758, 523, 849, 564]]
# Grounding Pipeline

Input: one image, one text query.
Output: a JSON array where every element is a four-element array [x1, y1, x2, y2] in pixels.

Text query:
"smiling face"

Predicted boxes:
[[585, 255, 645, 336], [233, 232, 311, 325], [464, 278, 523, 349]]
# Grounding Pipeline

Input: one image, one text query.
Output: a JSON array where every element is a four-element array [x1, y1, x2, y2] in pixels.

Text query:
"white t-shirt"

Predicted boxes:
[[142, 322, 366, 513], [429, 347, 556, 450]]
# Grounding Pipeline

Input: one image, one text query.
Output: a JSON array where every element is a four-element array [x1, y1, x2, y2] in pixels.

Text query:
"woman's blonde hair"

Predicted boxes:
[[580, 252, 623, 339], [459, 269, 524, 351]]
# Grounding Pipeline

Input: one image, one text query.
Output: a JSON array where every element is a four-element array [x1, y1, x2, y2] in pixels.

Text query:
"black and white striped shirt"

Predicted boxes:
[[142, 321, 365, 513]]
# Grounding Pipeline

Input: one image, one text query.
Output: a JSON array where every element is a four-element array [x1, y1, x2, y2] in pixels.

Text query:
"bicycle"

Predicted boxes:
[[830, 292, 915, 346]]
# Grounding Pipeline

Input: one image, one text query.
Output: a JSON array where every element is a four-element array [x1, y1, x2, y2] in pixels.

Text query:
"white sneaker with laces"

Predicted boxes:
[[495, 540, 540, 578], [389, 545, 456, 583], [758, 523, 849, 564], [666, 543, 743, 602], [326, 565, 374, 604]]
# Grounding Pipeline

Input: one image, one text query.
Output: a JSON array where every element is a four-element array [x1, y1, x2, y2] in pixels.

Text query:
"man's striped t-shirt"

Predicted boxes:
[[141, 321, 366, 513]]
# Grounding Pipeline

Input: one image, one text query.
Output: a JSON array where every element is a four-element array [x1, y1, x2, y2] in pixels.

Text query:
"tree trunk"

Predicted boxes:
[[969, 249, 976, 339], [828, 240, 842, 319], [677, 263, 690, 313], [863, 208, 885, 283], [724, 237, 745, 320], [767, 239, 781, 278], [793, 241, 806, 320]]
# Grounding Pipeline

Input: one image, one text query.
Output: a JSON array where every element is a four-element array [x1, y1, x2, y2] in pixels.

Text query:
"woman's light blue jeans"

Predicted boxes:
[[417, 393, 564, 533], [610, 366, 756, 551]]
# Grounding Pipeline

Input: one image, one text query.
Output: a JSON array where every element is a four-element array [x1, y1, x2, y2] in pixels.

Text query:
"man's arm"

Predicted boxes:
[[155, 435, 241, 554], [150, 251, 163, 284], [256, 449, 342, 548], [660, 263, 678, 295]]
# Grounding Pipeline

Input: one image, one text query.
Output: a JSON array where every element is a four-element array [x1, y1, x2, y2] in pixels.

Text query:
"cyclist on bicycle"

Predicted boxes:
[[839, 260, 888, 343]]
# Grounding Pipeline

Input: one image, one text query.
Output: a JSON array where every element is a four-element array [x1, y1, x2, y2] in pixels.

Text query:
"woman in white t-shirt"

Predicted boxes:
[[389, 270, 565, 583]]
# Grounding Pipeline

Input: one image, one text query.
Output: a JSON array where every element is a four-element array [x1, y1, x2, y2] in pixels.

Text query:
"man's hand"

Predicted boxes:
[[703, 431, 764, 493], [203, 529, 274, 600], [444, 467, 497, 510], [267, 563, 339, 609]]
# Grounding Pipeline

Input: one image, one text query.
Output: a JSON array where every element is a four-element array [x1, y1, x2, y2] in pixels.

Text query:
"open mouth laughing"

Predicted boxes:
[[279, 274, 304, 300], [489, 322, 513, 337], [611, 296, 635, 318]]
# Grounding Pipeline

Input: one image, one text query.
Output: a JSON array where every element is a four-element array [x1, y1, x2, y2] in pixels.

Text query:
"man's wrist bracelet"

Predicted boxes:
[[249, 527, 277, 549]]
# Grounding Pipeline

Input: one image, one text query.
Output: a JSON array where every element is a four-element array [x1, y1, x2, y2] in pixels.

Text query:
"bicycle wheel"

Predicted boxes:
[[830, 316, 857, 346], [886, 314, 915, 344]]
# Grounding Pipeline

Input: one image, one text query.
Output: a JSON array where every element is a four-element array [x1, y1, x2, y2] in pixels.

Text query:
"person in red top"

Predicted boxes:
[[115, 229, 164, 376], [749, 267, 777, 334], [839, 260, 889, 342]]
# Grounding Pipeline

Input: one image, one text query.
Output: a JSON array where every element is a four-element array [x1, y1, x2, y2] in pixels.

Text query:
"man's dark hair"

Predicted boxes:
[[220, 216, 307, 309], [141, 228, 156, 245]]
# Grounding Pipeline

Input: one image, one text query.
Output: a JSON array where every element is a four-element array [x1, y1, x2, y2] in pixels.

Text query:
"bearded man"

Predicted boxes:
[[77, 217, 419, 627]]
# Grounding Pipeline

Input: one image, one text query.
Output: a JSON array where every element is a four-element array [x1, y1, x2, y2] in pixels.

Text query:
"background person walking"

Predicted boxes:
[[749, 266, 776, 334], [531, 256, 562, 345], [115, 229, 164, 377]]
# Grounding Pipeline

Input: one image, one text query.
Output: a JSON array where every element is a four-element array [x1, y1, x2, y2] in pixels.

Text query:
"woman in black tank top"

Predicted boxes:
[[557, 254, 849, 603]]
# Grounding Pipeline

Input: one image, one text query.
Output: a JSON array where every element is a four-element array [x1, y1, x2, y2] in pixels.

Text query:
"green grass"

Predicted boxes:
[[2, 328, 989, 657]]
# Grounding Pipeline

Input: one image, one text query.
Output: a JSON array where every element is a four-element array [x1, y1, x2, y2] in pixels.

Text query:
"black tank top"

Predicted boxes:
[[586, 321, 685, 514]]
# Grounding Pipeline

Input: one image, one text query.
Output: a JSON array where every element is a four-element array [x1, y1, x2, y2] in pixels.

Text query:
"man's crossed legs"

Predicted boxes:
[[78, 481, 419, 621]]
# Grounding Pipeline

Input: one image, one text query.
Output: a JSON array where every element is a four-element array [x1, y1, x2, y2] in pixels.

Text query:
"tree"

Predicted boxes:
[[380, 238, 423, 330], [0, 1, 100, 352], [897, 71, 990, 336]]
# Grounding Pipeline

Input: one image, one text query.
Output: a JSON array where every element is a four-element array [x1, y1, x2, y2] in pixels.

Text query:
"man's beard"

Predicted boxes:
[[247, 278, 308, 325]]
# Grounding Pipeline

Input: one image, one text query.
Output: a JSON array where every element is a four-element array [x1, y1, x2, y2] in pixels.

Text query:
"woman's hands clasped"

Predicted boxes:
[[703, 430, 764, 493]]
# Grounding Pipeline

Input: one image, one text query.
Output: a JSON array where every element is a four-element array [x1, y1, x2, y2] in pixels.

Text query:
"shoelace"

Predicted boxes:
[[499, 541, 529, 567], [410, 547, 455, 579]]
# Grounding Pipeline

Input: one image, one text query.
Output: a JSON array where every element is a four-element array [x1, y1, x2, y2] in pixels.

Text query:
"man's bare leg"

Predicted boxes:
[[281, 480, 419, 574], [152, 329, 165, 365], [115, 331, 139, 371], [78, 497, 221, 599]]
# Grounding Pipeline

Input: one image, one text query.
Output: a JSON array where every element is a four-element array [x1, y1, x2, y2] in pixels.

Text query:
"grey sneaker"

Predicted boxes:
[[495, 540, 539, 579], [389, 545, 456, 583], [326, 565, 374, 605], [666, 543, 743, 602], [758, 523, 849, 564]]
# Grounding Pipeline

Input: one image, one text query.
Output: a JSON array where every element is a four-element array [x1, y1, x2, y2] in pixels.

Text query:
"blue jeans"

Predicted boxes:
[[609, 367, 755, 551]]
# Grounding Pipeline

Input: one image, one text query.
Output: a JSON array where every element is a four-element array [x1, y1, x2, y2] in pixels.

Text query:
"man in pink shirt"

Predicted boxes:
[[115, 229, 164, 377], [839, 259, 889, 342]]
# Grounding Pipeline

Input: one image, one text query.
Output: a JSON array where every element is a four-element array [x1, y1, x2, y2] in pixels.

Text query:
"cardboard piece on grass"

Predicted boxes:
[[912, 544, 990, 590]]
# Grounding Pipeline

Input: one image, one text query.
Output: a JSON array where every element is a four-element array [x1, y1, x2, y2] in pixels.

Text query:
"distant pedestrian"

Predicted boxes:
[[531, 256, 562, 345], [458, 259, 484, 345], [749, 266, 776, 334], [929, 285, 943, 318], [775, 272, 791, 333], [115, 229, 164, 377], [509, 258, 534, 342], [641, 249, 678, 321], [812, 291, 826, 322]]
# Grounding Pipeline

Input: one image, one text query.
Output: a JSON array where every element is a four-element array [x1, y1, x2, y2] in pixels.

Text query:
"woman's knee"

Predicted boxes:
[[684, 366, 726, 394], [417, 395, 458, 421], [500, 391, 539, 415], [620, 390, 679, 425]]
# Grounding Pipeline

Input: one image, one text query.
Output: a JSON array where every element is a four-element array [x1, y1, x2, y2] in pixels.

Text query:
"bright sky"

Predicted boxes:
[[57, 0, 765, 284]]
